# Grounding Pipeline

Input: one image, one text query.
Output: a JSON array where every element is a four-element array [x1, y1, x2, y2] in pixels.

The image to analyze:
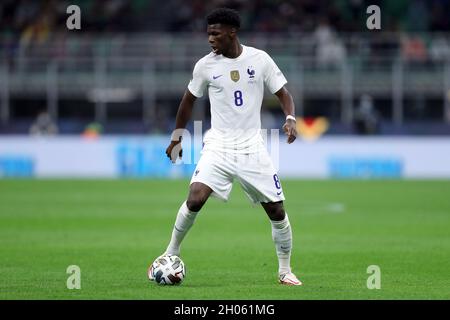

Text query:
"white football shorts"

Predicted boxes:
[[190, 147, 285, 204]]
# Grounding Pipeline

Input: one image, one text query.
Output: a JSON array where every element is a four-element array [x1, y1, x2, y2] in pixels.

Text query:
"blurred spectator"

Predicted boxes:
[[20, 13, 51, 48], [314, 18, 334, 44], [314, 19, 346, 68], [401, 35, 428, 63], [353, 95, 380, 135], [29, 110, 59, 136], [429, 36, 450, 63]]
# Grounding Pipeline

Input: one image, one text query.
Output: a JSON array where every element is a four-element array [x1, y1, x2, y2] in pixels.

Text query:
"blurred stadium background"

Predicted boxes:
[[1, 0, 450, 178], [1, 0, 450, 300]]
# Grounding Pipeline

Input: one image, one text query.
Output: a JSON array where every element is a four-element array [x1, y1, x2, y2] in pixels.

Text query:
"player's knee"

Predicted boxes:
[[271, 209, 285, 221], [186, 197, 206, 212], [186, 190, 208, 212], [187, 183, 212, 212], [266, 203, 285, 221]]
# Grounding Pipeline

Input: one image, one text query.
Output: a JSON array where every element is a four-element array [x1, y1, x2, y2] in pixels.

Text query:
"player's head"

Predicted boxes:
[[206, 8, 241, 55]]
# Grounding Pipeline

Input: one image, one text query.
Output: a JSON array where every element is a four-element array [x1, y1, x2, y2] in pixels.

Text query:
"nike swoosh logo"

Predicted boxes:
[[276, 191, 283, 196], [213, 75, 222, 79]]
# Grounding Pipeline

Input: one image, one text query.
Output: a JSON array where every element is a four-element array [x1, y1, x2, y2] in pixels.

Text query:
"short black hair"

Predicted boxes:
[[206, 8, 241, 29]]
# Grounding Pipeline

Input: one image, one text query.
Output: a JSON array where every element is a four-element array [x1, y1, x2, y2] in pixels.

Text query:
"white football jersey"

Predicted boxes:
[[187, 45, 287, 153]]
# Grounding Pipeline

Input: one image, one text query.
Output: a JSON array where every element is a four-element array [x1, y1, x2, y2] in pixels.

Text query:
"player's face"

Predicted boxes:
[[207, 24, 234, 55]]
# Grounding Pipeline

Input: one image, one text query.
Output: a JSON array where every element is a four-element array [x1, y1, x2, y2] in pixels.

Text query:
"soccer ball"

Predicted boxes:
[[148, 255, 185, 285]]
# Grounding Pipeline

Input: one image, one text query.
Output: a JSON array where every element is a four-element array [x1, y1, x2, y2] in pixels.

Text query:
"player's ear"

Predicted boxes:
[[229, 26, 237, 37]]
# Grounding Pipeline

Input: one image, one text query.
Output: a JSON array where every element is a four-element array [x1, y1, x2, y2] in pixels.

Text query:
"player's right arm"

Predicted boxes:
[[165, 90, 197, 163], [166, 58, 207, 163]]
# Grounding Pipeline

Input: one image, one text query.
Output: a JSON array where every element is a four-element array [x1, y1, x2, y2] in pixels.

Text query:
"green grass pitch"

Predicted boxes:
[[0, 179, 449, 300]]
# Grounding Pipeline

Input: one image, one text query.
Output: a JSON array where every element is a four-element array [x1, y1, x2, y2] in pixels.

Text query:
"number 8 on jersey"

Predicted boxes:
[[234, 90, 243, 106]]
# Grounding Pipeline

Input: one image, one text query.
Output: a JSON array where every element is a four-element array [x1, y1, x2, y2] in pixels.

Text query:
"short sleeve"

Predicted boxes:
[[187, 60, 208, 98], [262, 52, 287, 94]]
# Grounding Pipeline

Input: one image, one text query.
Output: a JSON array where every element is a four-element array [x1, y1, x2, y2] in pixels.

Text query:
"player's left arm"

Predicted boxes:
[[274, 86, 297, 144]]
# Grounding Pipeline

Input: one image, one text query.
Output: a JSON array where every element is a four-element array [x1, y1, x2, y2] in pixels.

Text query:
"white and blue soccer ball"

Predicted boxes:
[[148, 255, 186, 285]]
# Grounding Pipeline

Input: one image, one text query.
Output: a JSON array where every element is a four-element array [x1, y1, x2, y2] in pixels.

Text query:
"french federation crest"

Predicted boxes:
[[230, 70, 240, 82], [247, 67, 255, 78]]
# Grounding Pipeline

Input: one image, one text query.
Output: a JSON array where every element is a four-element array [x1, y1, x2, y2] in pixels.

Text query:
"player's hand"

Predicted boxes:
[[282, 119, 297, 144], [165, 137, 183, 163]]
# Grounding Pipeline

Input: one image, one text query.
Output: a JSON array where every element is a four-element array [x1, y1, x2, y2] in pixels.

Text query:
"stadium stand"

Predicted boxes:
[[0, 0, 449, 134]]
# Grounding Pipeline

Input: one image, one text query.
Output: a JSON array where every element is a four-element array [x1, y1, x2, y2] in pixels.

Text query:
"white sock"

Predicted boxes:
[[165, 201, 198, 256], [270, 213, 292, 275]]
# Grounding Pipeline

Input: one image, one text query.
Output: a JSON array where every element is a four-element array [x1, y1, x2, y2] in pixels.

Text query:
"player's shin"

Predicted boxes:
[[270, 213, 292, 275], [165, 201, 198, 256]]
